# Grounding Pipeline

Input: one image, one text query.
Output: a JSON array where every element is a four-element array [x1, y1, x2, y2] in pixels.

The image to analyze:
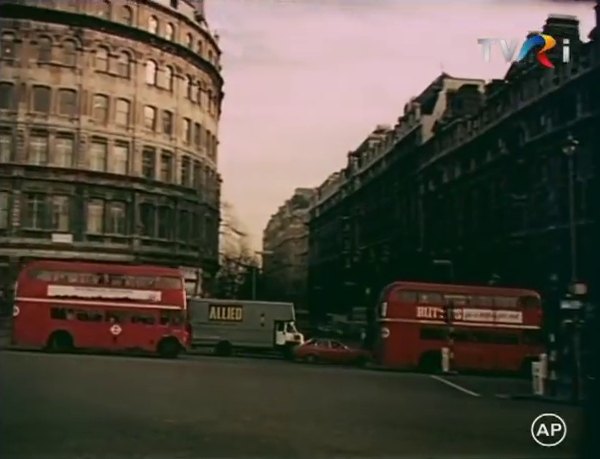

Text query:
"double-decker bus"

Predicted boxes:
[[12, 260, 189, 358], [369, 281, 544, 374]]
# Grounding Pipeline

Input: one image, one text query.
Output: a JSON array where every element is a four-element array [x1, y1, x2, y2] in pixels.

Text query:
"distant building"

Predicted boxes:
[[0, 0, 224, 296], [263, 188, 316, 308]]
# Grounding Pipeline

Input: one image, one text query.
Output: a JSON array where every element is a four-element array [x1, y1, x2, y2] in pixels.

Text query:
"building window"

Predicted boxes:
[[165, 23, 175, 41], [181, 156, 191, 186], [170, 0, 179, 9], [1, 33, 15, 59], [140, 203, 155, 237], [99, 0, 111, 19], [107, 201, 127, 235], [160, 152, 173, 182], [185, 33, 192, 48], [142, 148, 155, 179], [196, 41, 203, 55], [38, 37, 52, 62], [178, 210, 189, 242], [117, 51, 131, 78], [193, 161, 202, 188], [165, 66, 174, 91], [51, 195, 70, 232], [186, 76, 194, 100], [55, 135, 74, 168], [208, 49, 213, 63], [194, 122, 201, 146], [29, 132, 49, 165], [96, 47, 109, 72], [113, 142, 129, 174], [162, 110, 173, 135], [23, 194, 47, 229], [58, 89, 77, 116], [145, 60, 157, 85], [115, 98, 130, 126], [86, 200, 104, 234], [32, 86, 51, 113], [121, 5, 133, 25], [0, 82, 14, 109], [62, 40, 77, 66], [0, 192, 8, 229], [183, 118, 191, 143], [157, 207, 172, 239], [144, 105, 157, 130], [148, 16, 158, 34], [89, 140, 107, 171], [93, 94, 109, 123], [0, 131, 13, 162]]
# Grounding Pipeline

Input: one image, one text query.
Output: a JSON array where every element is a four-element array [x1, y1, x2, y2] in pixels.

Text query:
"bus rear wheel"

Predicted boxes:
[[157, 338, 181, 359], [47, 331, 74, 353]]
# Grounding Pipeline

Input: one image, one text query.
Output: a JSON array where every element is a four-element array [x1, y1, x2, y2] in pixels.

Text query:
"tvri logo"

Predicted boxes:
[[478, 34, 570, 68]]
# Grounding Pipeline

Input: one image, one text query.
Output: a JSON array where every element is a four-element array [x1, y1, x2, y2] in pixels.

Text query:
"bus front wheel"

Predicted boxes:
[[47, 331, 74, 353]]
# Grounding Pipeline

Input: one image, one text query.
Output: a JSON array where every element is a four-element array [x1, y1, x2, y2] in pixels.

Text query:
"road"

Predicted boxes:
[[0, 351, 583, 459]]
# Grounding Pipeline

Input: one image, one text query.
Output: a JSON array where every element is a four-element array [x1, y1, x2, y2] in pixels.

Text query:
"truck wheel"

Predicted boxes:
[[47, 331, 74, 353], [158, 338, 180, 359], [214, 341, 232, 357]]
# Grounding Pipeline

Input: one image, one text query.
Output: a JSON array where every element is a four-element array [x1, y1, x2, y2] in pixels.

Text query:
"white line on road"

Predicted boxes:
[[430, 375, 481, 397]]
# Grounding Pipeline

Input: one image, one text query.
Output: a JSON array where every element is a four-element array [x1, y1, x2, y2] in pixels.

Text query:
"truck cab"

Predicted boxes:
[[275, 321, 304, 347]]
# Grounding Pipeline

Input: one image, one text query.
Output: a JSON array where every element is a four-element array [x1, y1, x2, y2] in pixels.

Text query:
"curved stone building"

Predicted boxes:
[[0, 0, 223, 297]]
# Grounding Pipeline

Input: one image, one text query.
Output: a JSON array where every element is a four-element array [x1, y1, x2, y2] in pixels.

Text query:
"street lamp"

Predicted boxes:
[[562, 133, 579, 285], [252, 250, 273, 300]]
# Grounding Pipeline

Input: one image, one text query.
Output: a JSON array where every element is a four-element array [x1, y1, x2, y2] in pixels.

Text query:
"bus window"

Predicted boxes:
[[420, 327, 446, 341], [50, 307, 67, 320], [519, 295, 540, 308], [494, 296, 518, 308], [76, 310, 103, 322], [396, 291, 417, 303], [471, 296, 493, 307], [451, 330, 471, 342], [418, 292, 444, 305], [522, 329, 542, 345], [160, 311, 184, 326], [131, 314, 156, 325], [106, 311, 128, 323]]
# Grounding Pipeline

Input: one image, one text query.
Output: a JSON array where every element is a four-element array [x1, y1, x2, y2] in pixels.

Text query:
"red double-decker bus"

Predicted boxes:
[[369, 281, 544, 374], [12, 260, 189, 358]]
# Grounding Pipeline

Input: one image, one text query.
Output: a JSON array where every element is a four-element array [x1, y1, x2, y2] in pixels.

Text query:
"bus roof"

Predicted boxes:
[[385, 281, 540, 298], [20, 260, 182, 277]]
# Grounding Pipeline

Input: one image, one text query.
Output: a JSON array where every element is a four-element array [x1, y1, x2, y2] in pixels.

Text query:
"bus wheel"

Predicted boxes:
[[418, 352, 441, 373], [47, 331, 74, 353], [158, 338, 180, 359], [214, 341, 232, 357]]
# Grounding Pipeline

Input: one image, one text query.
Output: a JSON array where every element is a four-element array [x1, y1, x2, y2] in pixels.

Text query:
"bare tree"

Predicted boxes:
[[215, 201, 258, 298]]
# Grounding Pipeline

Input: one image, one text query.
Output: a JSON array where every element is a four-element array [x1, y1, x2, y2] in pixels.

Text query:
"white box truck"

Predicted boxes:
[[188, 298, 304, 358]]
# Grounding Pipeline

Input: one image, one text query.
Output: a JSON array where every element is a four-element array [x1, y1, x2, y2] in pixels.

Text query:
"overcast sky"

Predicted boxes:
[[205, 0, 596, 250]]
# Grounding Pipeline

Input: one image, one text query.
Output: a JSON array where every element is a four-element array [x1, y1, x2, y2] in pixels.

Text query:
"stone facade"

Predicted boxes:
[[0, 0, 223, 295], [263, 188, 316, 308], [307, 12, 600, 319]]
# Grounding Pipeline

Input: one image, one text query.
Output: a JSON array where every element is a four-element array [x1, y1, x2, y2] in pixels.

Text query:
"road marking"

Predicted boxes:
[[430, 375, 481, 397]]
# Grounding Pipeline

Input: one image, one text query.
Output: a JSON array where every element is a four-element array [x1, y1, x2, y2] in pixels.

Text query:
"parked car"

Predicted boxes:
[[293, 338, 371, 366]]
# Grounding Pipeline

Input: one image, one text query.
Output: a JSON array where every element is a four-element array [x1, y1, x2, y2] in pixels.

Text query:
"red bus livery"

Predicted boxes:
[[12, 260, 189, 358], [370, 282, 543, 374]]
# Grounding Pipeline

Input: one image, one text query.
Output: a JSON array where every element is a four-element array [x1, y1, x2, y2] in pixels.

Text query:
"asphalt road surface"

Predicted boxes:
[[0, 351, 583, 459]]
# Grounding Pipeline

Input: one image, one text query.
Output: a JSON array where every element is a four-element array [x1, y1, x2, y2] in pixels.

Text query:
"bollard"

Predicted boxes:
[[532, 362, 542, 395], [539, 353, 548, 396], [441, 347, 450, 373]]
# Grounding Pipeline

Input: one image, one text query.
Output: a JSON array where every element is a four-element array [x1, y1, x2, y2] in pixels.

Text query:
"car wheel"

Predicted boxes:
[[306, 354, 317, 364]]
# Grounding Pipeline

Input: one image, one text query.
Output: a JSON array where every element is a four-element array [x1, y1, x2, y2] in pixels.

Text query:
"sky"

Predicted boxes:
[[205, 0, 597, 250]]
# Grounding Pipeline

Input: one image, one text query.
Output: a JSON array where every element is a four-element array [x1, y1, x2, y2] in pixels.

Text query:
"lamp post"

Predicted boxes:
[[562, 133, 579, 285]]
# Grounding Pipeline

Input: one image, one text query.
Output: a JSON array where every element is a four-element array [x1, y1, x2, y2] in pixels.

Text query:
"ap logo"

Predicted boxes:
[[530, 413, 567, 447]]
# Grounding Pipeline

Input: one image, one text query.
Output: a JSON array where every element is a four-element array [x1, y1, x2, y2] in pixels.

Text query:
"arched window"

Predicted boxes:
[[186, 76, 193, 100], [207, 49, 213, 63], [165, 23, 175, 41], [165, 66, 174, 91], [0, 33, 15, 59], [145, 60, 157, 85], [121, 5, 133, 25], [148, 16, 158, 34], [117, 51, 131, 78], [185, 33, 193, 48], [196, 40, 203, 55], [96, 46, 109, 72], [99, 0, 111, 19], [62, 40, 77, 66], [38, 37, 52, 62]]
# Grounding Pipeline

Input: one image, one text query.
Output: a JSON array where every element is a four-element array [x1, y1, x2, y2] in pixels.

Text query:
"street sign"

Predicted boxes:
[[530, 413, 567, 447], [110, 324, 122, 336]]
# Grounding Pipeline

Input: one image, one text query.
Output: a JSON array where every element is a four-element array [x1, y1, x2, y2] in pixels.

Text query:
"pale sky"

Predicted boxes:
[[205, 0, 596, 250]]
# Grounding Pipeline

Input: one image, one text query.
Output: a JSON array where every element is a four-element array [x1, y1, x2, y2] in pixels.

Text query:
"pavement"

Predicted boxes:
[[0, 350, 583, 459]]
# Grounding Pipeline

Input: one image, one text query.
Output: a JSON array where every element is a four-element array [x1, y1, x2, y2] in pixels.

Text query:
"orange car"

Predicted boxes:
[[293, 338, 371, 366]]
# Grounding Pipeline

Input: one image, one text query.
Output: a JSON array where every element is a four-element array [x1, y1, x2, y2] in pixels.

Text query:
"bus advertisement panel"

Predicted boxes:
[[12, 260, 189, 358]]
